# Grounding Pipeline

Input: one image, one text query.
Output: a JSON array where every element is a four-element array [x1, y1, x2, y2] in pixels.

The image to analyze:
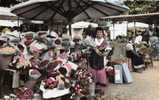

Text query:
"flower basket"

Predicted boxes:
[[16, 87, 34, 99]]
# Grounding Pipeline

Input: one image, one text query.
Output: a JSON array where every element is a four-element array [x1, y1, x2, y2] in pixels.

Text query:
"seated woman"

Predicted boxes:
[[126, 41, 145, 73]]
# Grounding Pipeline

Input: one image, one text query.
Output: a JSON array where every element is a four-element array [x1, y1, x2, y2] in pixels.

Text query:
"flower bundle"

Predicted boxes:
[[47, 60, 63, 76], [16, 58, 30, 70], [76, 68, 93, 82], [82, 36, 96, 48], [43, 77, 58, 89], [105, 66, 114, 83], [105, 66, 114, 76], [70, 68, 94, 97]]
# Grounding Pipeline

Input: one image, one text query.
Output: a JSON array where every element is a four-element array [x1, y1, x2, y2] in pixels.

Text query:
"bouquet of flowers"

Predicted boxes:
[[105, 66, 114, 83], [82, 36, 96, 48], [105, 66, 114, 76], [15, 57, 30, 69], [70, 68, 94, 98], [43, 77, 58, 89], [42, 73, 71, 90]]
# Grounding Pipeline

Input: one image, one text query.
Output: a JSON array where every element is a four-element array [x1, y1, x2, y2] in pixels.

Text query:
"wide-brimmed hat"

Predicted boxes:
[[23, 31, 34, 37], [0, 36, 8, 42]]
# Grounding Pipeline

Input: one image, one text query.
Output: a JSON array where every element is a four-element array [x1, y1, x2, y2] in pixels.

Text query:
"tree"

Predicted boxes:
[[124, 0, 157, 14]]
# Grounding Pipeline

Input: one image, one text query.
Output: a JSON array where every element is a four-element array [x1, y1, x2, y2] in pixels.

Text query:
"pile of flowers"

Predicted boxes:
[[70, 68, 94, 98], [42, 66, 71, 90]]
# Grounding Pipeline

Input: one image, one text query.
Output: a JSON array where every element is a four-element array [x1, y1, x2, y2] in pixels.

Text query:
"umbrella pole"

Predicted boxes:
[[68, 23, 72, 36], [126, 21, 128, 38]]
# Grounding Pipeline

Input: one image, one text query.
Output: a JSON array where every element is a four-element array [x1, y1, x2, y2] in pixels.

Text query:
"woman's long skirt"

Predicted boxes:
[[89, 67, 108, 94]]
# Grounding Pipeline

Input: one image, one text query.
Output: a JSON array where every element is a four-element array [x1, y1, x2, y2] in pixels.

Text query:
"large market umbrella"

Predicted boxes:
[[0, 7, 17, 20], [11, 0, 128, 34]]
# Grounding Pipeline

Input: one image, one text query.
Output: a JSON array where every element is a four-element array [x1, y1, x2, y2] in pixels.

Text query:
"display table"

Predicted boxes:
[[40, 82, 70, 99]]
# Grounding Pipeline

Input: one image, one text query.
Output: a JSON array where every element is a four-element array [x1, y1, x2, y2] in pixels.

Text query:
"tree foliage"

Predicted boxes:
[[124, 0, 157, 14]]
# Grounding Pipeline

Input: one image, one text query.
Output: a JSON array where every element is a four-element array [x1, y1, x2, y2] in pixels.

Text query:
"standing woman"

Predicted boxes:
[[88, 27, 108, 95]]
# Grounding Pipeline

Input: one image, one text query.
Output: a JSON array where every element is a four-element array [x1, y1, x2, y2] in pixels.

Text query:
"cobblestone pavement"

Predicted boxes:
[[102, 61, 159, 100]]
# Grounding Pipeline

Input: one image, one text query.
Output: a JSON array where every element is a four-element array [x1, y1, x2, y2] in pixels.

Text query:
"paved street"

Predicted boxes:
[[102, 61, 159, 100]]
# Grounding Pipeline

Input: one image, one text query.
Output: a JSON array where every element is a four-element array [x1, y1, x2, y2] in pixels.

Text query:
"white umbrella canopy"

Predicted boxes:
[[11, 0, 128, 22], [67, 21, 98, 29], [0, 20, 22, 27], [128, 22, 149, 28], [0, 7, 17, 20]]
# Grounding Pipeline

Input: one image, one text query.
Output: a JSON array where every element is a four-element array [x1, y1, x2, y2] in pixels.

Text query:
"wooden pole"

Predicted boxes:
[[113, 22, 115, 39], [68, 22, 72, 36], [134, 21, 136, 36], [126, 21, 128, 38]]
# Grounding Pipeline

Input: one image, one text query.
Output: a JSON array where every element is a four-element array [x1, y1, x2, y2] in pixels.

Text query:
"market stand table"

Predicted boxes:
[[40, 82, 70, 100]]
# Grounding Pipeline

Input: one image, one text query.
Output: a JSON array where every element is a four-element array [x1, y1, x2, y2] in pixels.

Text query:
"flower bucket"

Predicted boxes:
[[89, 82, 95, 97], [0, 54, 13, 69], [74, 96, 80, 100]]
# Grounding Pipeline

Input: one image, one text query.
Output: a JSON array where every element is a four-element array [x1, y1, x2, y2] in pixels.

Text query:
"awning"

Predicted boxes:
[[101, 12, 159, 24]]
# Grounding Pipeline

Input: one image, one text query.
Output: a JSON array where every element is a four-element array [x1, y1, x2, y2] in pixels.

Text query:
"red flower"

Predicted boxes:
[[43, 77, 58, 89]]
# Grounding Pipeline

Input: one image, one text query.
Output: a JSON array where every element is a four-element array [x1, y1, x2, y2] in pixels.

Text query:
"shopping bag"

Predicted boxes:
[[114, 65, 123, 84], [122, 63, 133, 83]]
